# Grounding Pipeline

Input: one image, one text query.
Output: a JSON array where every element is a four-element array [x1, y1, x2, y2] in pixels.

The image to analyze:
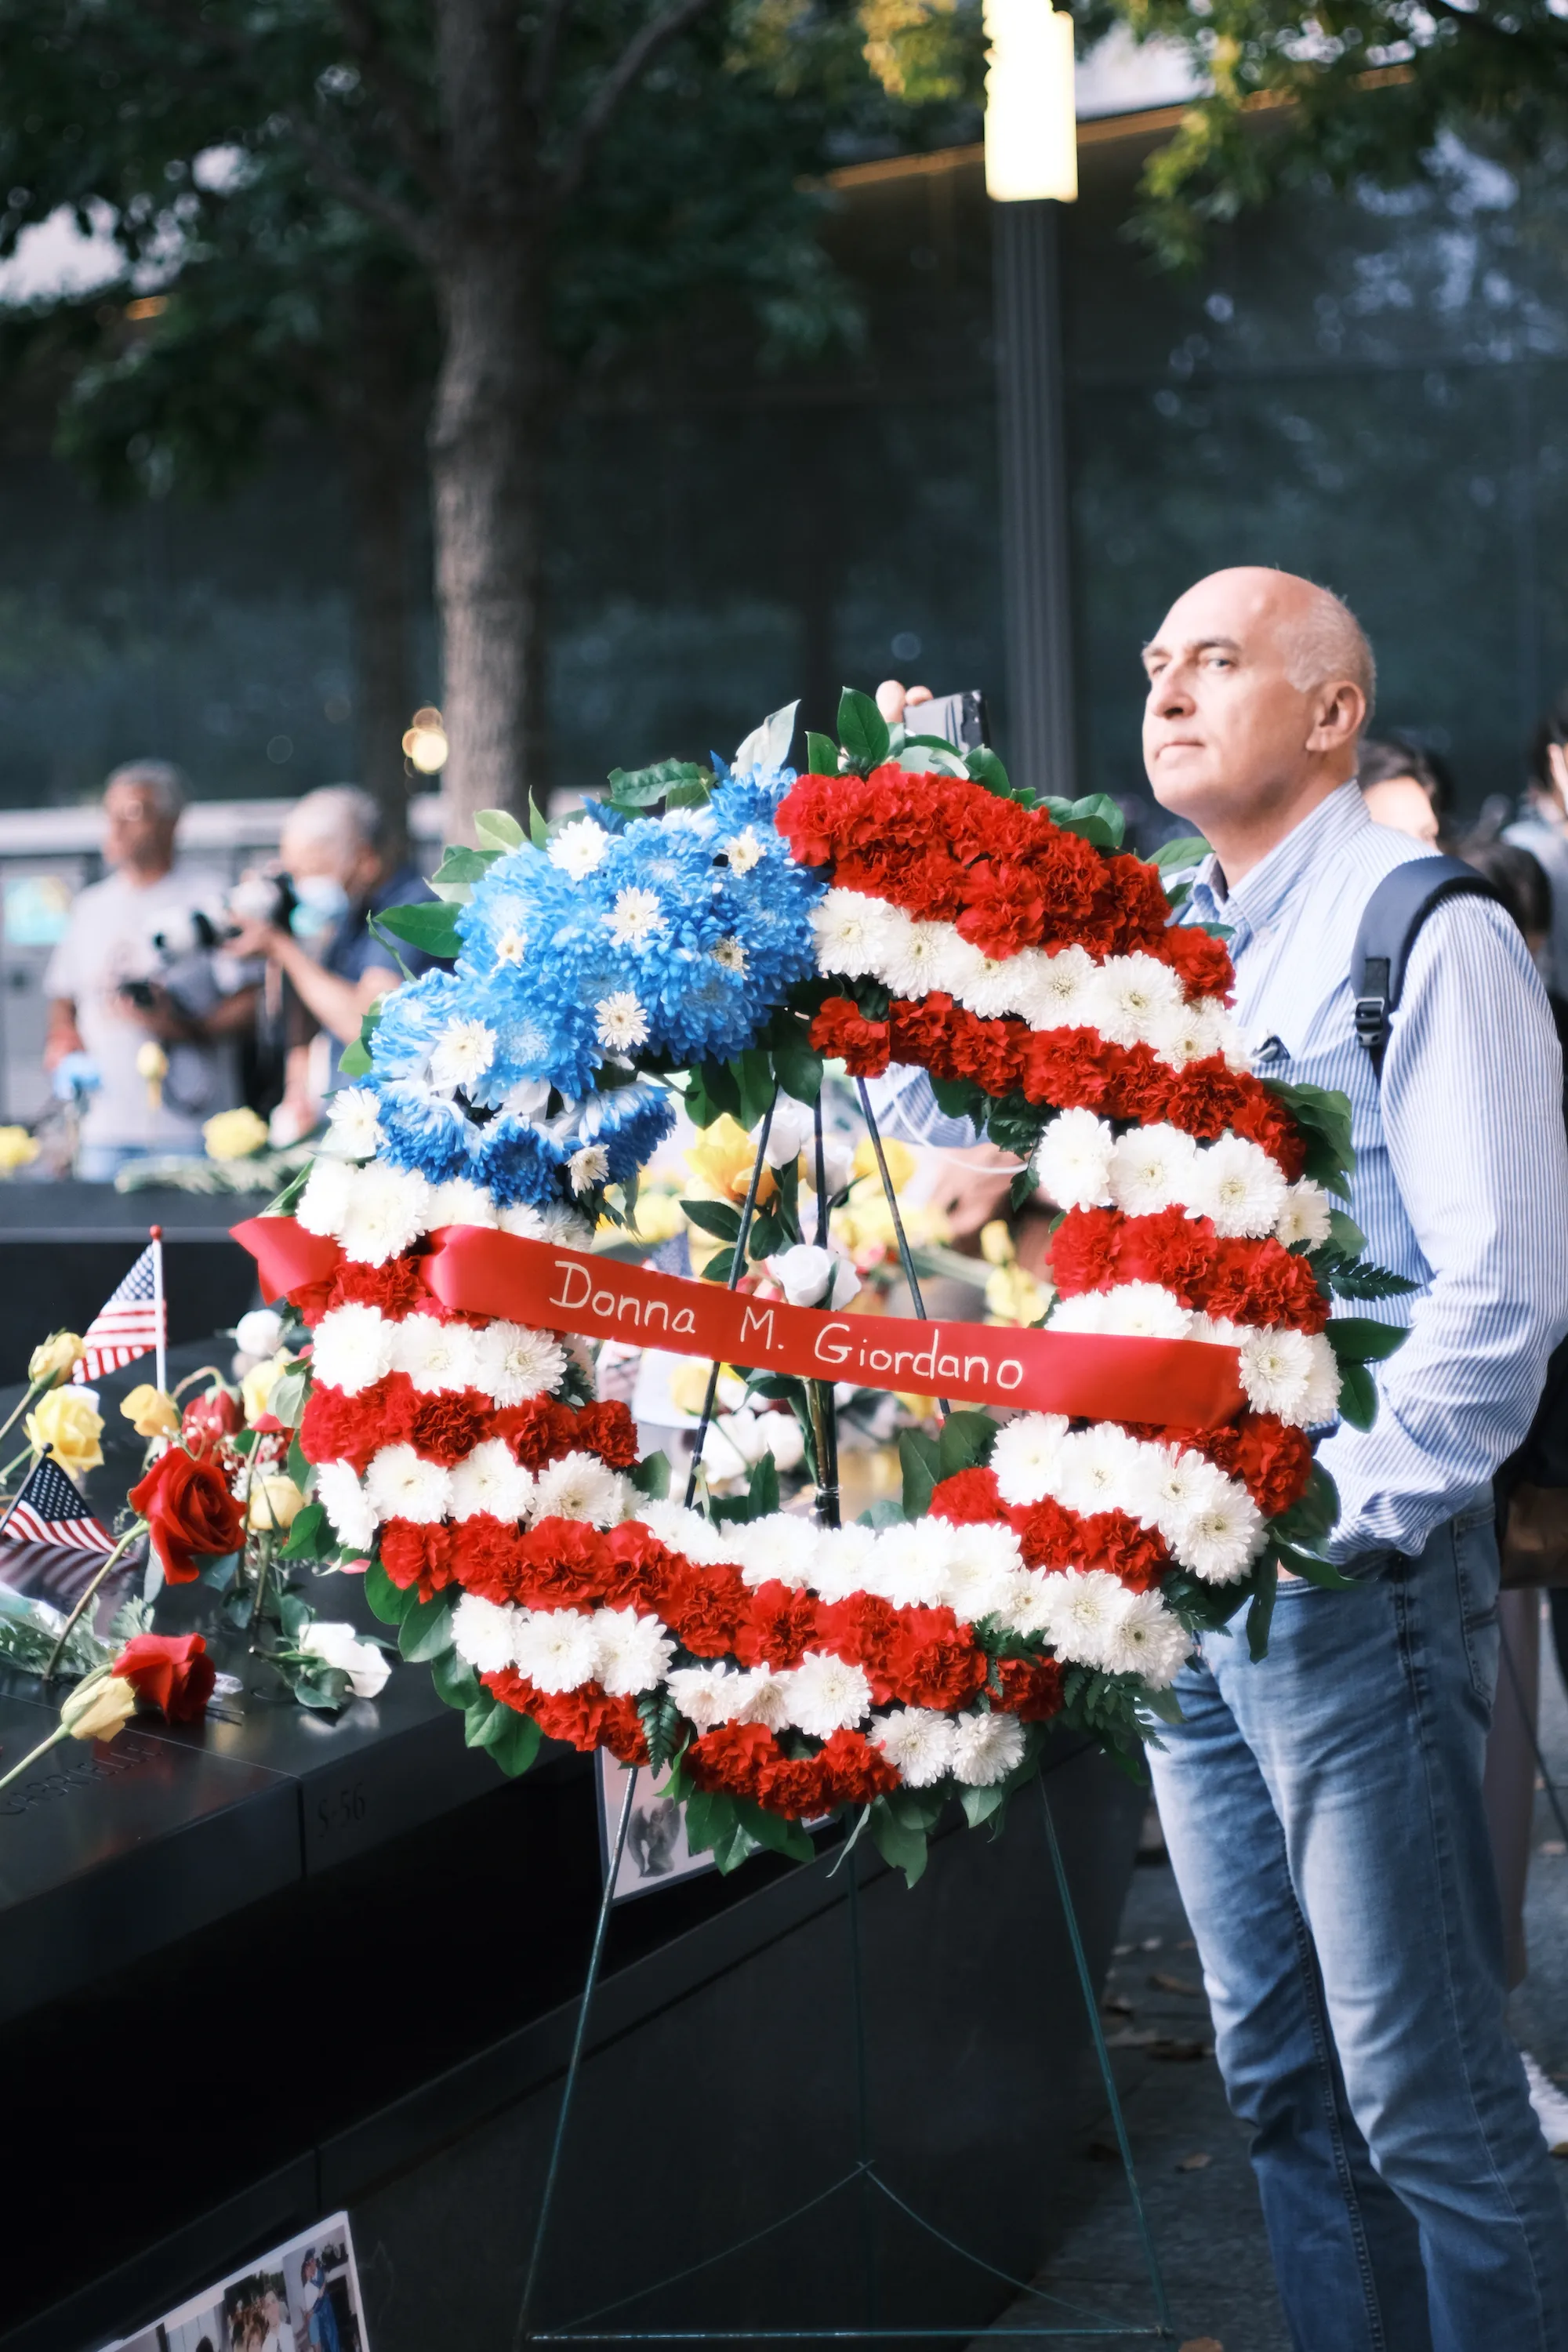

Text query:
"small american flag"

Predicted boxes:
[[72, 1240, 165, 1381], [0, 1455, 112, 1553]]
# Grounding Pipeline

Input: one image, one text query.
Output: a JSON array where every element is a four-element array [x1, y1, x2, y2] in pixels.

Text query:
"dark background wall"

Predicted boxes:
[[0, 114, 1563, 816]]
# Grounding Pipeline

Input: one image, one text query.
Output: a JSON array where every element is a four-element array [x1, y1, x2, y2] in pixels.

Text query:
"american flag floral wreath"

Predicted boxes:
[[254, 695, 1411, 1884]]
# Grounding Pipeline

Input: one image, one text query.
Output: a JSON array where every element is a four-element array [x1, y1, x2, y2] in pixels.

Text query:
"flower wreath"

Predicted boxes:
[[263, 699, 1403, 1882]]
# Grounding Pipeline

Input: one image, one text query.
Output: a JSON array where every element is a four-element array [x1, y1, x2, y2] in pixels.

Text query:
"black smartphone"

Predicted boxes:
[[118, 978, 158, 1009], [903, 690, 989, 753]]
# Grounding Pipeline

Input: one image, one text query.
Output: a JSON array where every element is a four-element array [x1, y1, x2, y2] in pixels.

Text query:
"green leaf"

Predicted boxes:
[[267, 1364, 309, 1429], [684, 1060, 741, 1128], [837, 688, 891, 773], [1007, 1163, 1037, 1214], [1272, 1540, 1356, 1592], [805, 730, 840, 776], [1327, 1207, 1367, 1255], [702, 1245, 736, 1285], [364, 1557, 416, 1625], [898, 1427, 940, 1520], [1328, 1261, 1419, 1301], [1247, 1555, 1279, 1662], [278, 1588, 313, 1642], [485, 1708, 543, 1777], [474, 809, 525, 852], [637, 1688, 685, 1775], [397, 1592, 456, 1664], [607, 757, 710, 808], [1335, 1360, 1378, 1430], [929, 1073, 985, 1122], [1266, 1079, 1356, 1183], [279, 1500, 328, 1562], [858, 1498, 907, 1527], [431, 1649, 481, 1710], [338, 1033, 372, 1079], [769, 1014, 824, 1107], [965, 745, 1018, 801], [739, 1797, 815, 1864], [1326, 1315, 1409, 1365], [1043, 792, 1124, 848], [528, 801, 549, 849], [867, 1793, 930, 1886], [681, 1196, 742, 1241], [376, 899, 463, 960], [960, 1781, 1010, 1831], [290, 1664, 353, 1712], [1149, 833, 1210, 871], [744, 1452, 779, 1520], [733, 1049, 776, 1132], [434, 845, 501, 887], [630, 1450, 671, 1501], [1273, 1460, 1338, 1545], [937, 1410, 997, 1479], [664, 779, 712, 811]]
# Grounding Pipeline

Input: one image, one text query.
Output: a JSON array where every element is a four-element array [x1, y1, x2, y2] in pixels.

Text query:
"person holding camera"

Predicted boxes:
[[43, 760, 259, 1181], [225, 784, 440, 1136]]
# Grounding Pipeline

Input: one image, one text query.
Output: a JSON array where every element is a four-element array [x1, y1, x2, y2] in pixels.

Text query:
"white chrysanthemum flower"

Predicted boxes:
[[296, 1156, 355, 1239], [1142, 1443, 1220, 1540], [875, 1707, 956, 1788], [512, 1606, 599, 1692], [949, 1710, 1026, 1787], [735, 1665, 793, 1730], [641, 1499, 742, 1566], [592, 1607, 674, 1697], [804, 1523, 880, 1603], [594, 992, 649, 1053], [930, 930, 993, 1001], [1089, 953, 1184, 1048], [321, 1087, 383, 1160], [1145, 1000, 1218, 1069], [1236, 1326, 1317, 1425], [1098, 1590, 1192, 1687], [1171, 1475, 1265, 1584], [393, 1312, 481, 1393], [607, 886, 666, 948], [430, 1016, 496, 1094], [496, 1201, 550, 1241], [811, 889, 896, 978], [781, 1649, 873, 1737], [728, 1511, 819, 1591], [990, 1414, 1071, 1508], [882, 916, 953, 1001], [1094, 1283, 1195, 1340], [932, 1521, 1025, 1623], [495, 924, 528, 964], [1014, 942, 1099, 1031], [548, 818, 610, 880], [452, 1592, 520, 1675], [866, 1517, 955, 1609], [1189, 1135, 1289, 1240], [723, 827, 764, 874], [337, 1163, 430, 1266], [314, 1458, 377, 1552], [1035, 1107, 1115, 1211], [365, 1443, 452, 1525], [1055, 1425, 1149, 1518], [568, 1143, 611, 1196], [1036, 1566, 1126, 1667], [1276, 1181, 1335, 1249], [1047, 1291, 1109, 1334], [310, 1303, 394, 1396], [668, 1663, 743, 1732], [530, 1450, 626, 1528], [996, 1569, 1058, 1638], [449, 1438, 536, 1524], [1303, 1333, 1345, 1425], [713, 936, 748, 975], [471, 1319, 568, 1408], [1108, 1125, 1200, 1219], [424, 1175, 499, 1232]]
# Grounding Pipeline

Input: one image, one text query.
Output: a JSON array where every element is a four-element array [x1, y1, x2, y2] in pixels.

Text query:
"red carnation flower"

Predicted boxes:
[[1228, 1091, 1307, 1179], [735, 1579, 820, 1671], [815, 1591, 902, 1682], [410, 1389, 493, 1465], [1014, 1495, 1081, 1571], [301, 1372, 416, 1472], [889, 993, 960, 1069], [485, 1670, 648, 1765], [1116, 1207, 1217, 1302], [493, 1393, 572, 1468], [810, 997, 891, 1076], [1047, 1207, 1124, 1294], [688, 1718, 782, 1798], [1102, 1044, 1174, 1125], [450, 1514, 530, 1602], [1241, 1242, 1330, 1334], [111, 1631, 216, 1722], [329, 1254, 430, 1318], [1021, 1027, 1114, 1111], [881, 1606, 988, 1711], [1077, 1509, 1169, 1592], [1205, 1413, 1314, 1517], [379, 1519, 456, 1599], [1163, 1057, 1258, 1142], [572, 1399, 639, 1471], [517, 1517, 612, 1609], [812, 1726, 902, 1805], [995, 1654, 1065, 1722], [928, 1466, 1004, 1524], [1165, 924, 1236, 1003], [956, 859, 1048, 958], [659, 1559, 752, 1657]]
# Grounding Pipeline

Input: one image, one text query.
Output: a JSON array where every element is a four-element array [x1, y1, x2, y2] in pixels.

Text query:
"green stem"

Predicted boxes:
[[42, 1521, 147, 1683], [0, 1376, 45, 1454], [249, 1529, 276, 1639], [0, 1721, 67, 1795], [0, 1440, 38, 1490]]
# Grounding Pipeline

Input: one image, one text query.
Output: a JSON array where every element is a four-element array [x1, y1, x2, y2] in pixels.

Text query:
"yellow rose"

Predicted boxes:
[[0, 1125, 38, 1173], [852, 1134, 915, 1192], [121, 1384, 180, 1439], [248, 1472, 306, 1533], [27, 1330, 83, 1387], [26, 1386, 103, 1475], [978, 1219, 1015, 1268], [60, 1672, 138, 1744], [240, 1353, 288, 1425], [985, 1262, 1047, 1329], [203, 1105, 270, 1161]]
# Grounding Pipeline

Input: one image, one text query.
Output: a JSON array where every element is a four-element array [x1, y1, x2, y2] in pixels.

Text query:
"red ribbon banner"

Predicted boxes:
[[232, 1215, 1245, 1432]]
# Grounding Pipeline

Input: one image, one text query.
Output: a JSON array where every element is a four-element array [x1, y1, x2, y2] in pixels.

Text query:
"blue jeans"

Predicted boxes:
[[1149, 1494, 1568, 2351]]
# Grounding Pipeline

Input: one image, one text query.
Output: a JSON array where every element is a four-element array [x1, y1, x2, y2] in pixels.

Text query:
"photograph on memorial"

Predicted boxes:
[[598, 1748, 715, 1901], [96, 2214, 367, 2352]]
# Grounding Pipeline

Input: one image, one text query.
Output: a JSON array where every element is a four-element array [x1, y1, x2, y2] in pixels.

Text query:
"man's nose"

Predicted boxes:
[[1151, 670, 1195, 718]]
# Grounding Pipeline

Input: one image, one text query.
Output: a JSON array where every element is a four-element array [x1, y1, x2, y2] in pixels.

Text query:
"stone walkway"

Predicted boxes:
[[978, 1605, 1568, 2351]]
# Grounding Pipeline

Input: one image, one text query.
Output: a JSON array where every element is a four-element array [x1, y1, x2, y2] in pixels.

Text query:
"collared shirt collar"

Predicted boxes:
[[1186, 782, 1370, 947]]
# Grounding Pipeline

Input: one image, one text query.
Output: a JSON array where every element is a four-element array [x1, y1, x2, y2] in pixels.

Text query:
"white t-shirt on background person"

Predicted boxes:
[[45, 863, 249, 1150]]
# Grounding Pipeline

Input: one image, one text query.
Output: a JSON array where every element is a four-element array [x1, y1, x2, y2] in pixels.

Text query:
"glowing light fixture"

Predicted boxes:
[[402, 706, 448, 774], [982, 0, 1078, 204]]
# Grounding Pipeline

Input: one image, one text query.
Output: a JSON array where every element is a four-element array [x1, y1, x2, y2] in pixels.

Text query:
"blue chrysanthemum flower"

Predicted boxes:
[[473, 1114, 568, 1209], [374, 1083, 480, 1183]]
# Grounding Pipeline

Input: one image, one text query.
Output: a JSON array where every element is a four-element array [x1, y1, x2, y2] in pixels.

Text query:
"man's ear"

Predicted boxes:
[[1305, 679, 1367, 756]]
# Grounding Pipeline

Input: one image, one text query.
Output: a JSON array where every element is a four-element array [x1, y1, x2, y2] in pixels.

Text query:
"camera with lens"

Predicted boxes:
[[147, 871, 296, 960]]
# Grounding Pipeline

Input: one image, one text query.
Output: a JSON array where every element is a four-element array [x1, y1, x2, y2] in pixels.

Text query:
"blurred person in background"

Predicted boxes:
[[43, 760, 257, 1181], [1505, 692, 1568, 991], [1357, 732, 1455, 847], [227, 785, 438, 1139]]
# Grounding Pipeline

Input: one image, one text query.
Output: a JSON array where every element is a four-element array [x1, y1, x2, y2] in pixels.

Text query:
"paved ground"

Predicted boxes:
[[977, 1608, 1568, 2352]]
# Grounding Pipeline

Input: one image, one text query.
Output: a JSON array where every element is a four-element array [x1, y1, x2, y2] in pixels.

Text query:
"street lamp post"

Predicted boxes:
[[985, 1, 1078, 800]]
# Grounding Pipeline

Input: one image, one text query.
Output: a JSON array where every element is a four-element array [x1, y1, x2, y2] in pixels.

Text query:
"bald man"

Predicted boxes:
[[1143, 569, 1568, 2349]]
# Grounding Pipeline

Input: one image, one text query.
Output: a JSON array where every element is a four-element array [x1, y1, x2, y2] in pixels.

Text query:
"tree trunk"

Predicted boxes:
[[428, 0, 551, 844], [338, 318, 418, 866]]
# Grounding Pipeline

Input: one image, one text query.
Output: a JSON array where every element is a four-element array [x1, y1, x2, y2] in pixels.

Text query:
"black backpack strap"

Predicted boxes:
[[1352, 856, 1500, 1078]]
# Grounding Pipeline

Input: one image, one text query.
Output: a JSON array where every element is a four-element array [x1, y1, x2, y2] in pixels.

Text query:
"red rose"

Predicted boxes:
[[734, 1580, 820, 1671], [180, 1387, 241, 1461], [129, 1446, 246, 1584], [810, 996, 891, 1076], [410, 1389, 493, 1465], [1164, 924, 1236, 1003], [995, 1654, 1065, 1722], [572, 1399, 639, 1471], [881, 1606, 988, 1711], [1077, 1510, 1169, 1592], [1047, 1208, 1123, 1294], [928, 1466, 1004, 1524], [111, 1631, 216, 1722], [1013, 1496, 1080, 1571], [379, 1519, 456, 1599], [485, 1670, 648, 1765], [450, 1514, 529, 1602], [517, 1518, 612, 1609]]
